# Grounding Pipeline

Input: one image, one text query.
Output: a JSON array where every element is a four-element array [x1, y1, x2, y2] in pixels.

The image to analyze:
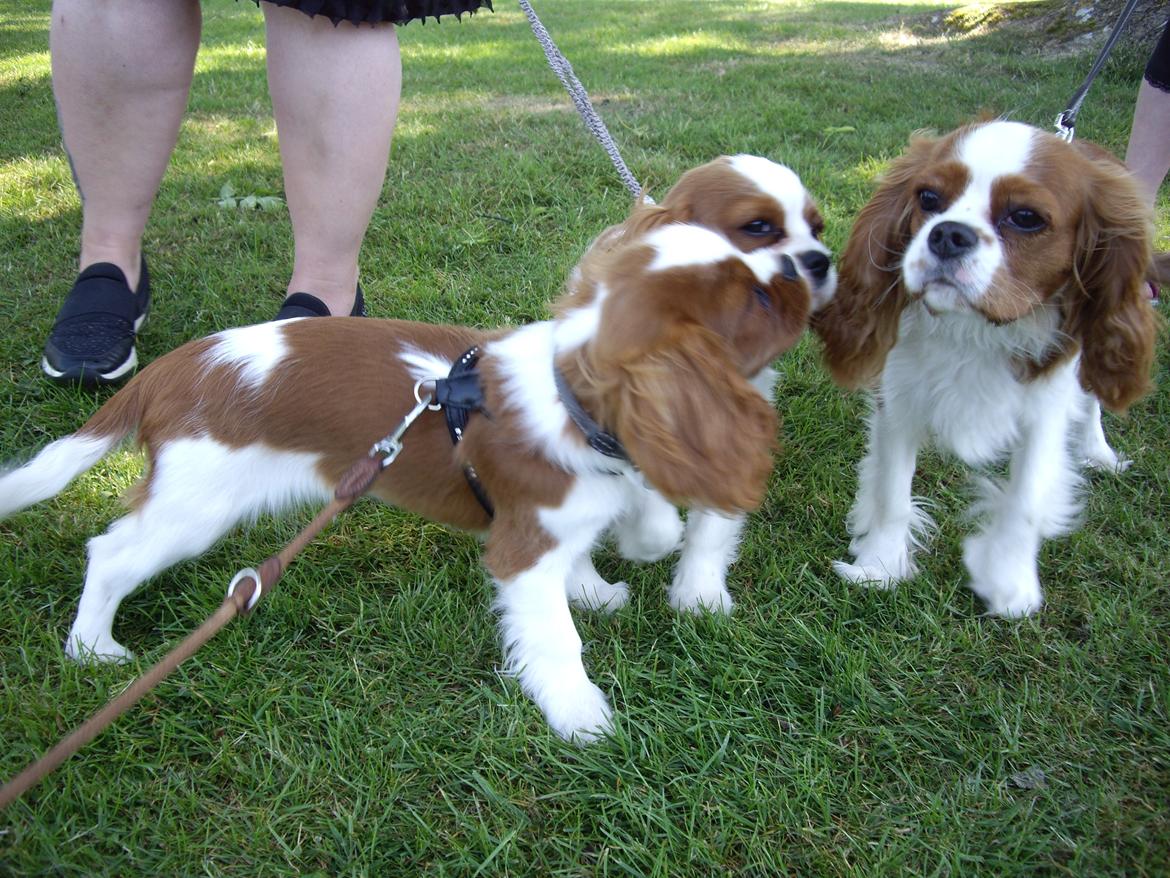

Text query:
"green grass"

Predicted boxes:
[[2, 0, 1168, 874]]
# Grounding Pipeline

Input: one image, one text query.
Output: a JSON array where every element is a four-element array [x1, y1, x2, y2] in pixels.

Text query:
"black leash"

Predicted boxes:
[[1055, 0, 1143, 141]]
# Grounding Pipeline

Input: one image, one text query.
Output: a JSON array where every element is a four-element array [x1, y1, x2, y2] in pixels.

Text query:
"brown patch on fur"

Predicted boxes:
[[108, 320, 502, 530]]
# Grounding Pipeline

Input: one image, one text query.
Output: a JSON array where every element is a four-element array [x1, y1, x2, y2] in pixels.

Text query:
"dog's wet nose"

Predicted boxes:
[[780, 254, 799, 281], [927, 221, 978, 260], [798, 250, 832, 284]]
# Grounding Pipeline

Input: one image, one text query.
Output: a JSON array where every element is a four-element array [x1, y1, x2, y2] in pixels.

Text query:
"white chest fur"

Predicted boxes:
[[880, 304, 1073, 467]]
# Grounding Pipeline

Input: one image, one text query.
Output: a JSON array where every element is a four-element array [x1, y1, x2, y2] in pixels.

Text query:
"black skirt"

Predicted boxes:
[[256, 0, 492, 26]]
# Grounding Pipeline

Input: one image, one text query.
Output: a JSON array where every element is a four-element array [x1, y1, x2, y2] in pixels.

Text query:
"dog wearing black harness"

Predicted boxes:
[[1, 159, 833, 743]]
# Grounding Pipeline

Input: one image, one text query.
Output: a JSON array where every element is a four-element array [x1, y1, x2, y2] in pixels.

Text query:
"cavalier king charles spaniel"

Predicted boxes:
[[567, 155, 836, 614], [814, 119, 1158, 617], [1, 157, 832, 742]]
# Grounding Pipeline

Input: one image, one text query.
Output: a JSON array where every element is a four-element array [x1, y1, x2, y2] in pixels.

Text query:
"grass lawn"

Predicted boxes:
[[1, 0, 1168, 874]]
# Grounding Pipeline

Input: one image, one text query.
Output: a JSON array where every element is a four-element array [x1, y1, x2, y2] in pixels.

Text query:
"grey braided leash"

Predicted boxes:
[[516, 0, 653, 203]]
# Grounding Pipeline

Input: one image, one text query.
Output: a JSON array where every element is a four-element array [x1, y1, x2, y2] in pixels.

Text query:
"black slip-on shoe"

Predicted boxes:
[[42, 259, 151, 388], [273, 284, 367, 320]]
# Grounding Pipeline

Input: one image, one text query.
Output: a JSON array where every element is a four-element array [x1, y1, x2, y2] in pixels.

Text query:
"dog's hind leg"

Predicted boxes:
[[66, 437, 331, 663]]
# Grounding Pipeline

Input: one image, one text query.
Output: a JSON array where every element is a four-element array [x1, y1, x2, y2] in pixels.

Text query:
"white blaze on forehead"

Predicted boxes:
[[727, 154, 812, 231], [727, 154, 804, 204], [204, 322, 289, 388], [955, 121, 1035, 205]]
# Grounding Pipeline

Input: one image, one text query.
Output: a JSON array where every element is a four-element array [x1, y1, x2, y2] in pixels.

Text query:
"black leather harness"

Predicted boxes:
[[433, 346, 495, 518], [431, 346, 630, 519]]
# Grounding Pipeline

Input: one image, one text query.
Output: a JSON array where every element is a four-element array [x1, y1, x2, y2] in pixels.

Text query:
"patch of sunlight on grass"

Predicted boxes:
[[0, 50, 50, 84], [0, 156, 75, 221], [194, 41, 267, 74], [394, 118, 440, 140], [801, 0, 948, 7], [406, 39, 517, 64], [621, 31, 750, 58], [66, 450, 143, 513], [183, 113, 278, 143], [876, 26, 959, 51]]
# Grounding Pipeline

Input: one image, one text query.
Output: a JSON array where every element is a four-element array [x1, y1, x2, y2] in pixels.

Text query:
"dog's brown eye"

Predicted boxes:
[[918, 189, 943, 212], [1002, 208, 1046, 233], [742, 219, 779, 237]]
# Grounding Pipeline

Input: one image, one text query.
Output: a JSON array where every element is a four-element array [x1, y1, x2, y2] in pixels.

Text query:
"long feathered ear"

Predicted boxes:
[[812, 137, 936, 388], [606, 323, 778, 513], [617, 198, 685, 240], [1064, 156, 1159, 413]]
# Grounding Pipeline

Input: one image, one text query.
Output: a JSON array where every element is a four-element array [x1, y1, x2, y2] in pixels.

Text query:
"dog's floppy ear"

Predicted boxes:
[[1064, 155, 1159, 413], [616, 197, 685, 240], [812, 136, 935, 388], [604, 322, 778, 513]]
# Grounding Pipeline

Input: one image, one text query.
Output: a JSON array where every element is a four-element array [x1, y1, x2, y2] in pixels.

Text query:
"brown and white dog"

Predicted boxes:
[[569, 155, 836, 614], [0, 157, 832, 742], [814, 120, 1158, 617]]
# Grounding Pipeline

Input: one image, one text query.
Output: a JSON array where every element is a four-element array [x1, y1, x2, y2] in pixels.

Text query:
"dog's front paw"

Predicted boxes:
[[832, 560, 900, 589], [669, 572, 734, 614], [975, 584, 1043, 618], [1083, 446, 1132, 473], [64, 633, 134, 665], [568, 578, 630, 613], [542, 681, 614, 745], [962, 533, 1043, 617], [839, 527, 918, 586]]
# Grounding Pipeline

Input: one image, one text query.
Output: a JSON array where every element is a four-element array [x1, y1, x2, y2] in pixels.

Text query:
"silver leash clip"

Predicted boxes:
[[369, 392, 436, 469]]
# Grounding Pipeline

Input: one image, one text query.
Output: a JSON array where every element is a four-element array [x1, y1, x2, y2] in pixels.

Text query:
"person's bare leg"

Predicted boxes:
[[263, 5, 401, 316], [1125, 80, 1170, 207], [51, 0, 201, 293]]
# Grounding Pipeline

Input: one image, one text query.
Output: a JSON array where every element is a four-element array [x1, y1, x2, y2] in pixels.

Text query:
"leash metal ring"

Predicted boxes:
[[414, 378, 442, 411], [227, 567, 263, 611]]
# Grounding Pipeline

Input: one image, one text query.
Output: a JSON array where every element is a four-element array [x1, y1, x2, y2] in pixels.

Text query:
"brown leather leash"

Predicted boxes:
[[0, 451, 390, 811]]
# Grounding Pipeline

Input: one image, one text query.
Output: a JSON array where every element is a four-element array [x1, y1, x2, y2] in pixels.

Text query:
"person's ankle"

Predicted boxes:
[[78, 249, 143, 292], [312, 290, 356, 316]]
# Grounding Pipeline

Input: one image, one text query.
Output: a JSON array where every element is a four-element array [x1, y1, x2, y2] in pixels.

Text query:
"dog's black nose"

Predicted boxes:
[[927, 221, 978, 260], [780, 254, 799, 281], [798, 250, 832, 283]]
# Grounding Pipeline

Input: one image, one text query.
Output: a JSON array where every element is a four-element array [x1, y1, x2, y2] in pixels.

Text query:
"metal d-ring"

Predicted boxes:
[[414, 378, 443, 411]]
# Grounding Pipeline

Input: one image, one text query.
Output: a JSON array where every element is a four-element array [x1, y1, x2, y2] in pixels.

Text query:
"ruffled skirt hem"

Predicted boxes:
[[255, 0, 492, 26]]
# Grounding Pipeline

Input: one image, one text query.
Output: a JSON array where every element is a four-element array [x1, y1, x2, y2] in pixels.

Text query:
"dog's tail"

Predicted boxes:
[[0, 381, 144, 520]]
